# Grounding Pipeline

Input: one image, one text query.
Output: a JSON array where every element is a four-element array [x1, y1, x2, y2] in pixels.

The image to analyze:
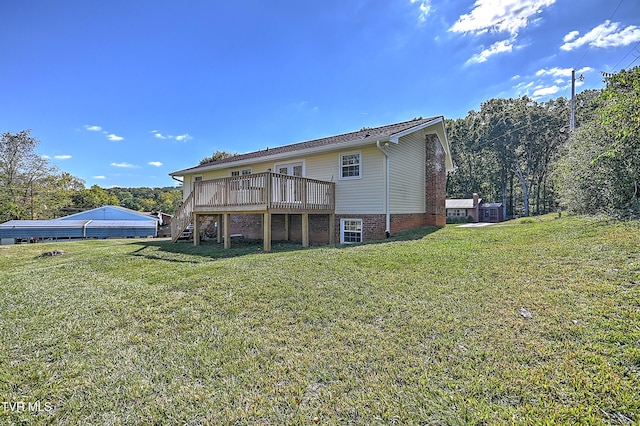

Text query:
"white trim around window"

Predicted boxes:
[[339, 152, 361, 180], [231, 168, 252, 176], [340, 218, 363, 243]]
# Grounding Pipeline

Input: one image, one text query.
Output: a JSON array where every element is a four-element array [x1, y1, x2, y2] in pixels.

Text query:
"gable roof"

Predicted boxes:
[[170, 116, 451, 176]]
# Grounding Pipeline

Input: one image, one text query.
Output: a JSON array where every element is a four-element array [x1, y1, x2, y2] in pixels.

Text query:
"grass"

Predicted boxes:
[[0, 215, 639, 425]]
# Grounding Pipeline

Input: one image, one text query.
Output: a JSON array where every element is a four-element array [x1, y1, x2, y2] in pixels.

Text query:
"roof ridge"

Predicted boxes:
[[173, 116, 438, 174]]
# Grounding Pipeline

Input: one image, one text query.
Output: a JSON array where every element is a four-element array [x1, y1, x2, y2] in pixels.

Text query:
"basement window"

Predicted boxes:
[[340, 218, 363, 243], [339, 152, 361, 179]]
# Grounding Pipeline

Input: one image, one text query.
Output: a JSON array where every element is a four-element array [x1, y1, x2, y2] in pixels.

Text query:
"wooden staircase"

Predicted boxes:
[[171, 192, 219, 243], [171, 192, 194, 243]]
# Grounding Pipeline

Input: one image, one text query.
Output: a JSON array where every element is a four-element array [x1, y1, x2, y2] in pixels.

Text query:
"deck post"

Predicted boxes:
[[216, 214, 222, 244], [284, 213, 289, 241], [193, 213, 200, 246], [223, 213, 230, 249], [302, 213, 309, 248], [329, 213, 335, 244], [263, 212, 272, 252]]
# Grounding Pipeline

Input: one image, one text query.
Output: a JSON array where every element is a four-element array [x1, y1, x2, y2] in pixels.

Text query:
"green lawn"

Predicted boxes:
[[1, 215, 639, 425]]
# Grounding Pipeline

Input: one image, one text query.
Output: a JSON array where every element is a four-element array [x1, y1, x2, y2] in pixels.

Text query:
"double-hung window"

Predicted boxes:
[[340, 218, 363, 243], [340, 153, 361, 179]]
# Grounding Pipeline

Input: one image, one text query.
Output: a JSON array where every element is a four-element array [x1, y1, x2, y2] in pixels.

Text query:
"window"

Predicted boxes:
[[192, 176, 203, 191], [231, 169, 252, 176], [340, 219, 363, 243], [340, 153, 361, 179]]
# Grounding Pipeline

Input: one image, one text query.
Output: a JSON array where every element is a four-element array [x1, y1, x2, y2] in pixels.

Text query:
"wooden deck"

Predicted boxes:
[[171, 172, 335, 250]]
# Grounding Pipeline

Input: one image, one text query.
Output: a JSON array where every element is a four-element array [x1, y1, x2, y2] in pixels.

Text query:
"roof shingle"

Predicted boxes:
[[172, 116, 440, 175]]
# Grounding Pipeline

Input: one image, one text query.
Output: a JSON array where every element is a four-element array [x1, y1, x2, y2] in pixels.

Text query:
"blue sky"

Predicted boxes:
[[1, 0, 639, 188]]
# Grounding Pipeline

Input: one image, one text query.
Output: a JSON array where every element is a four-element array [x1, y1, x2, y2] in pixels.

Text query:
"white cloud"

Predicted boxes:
[[93, 175, 106, 179], [54, 155, 72, 160], [532, 85, 560, 97], [411, 0, 432, 24], [535, 66, 593, 77], [466, 39, 513, 64], [152, 131, 168, 139], [561, 21, 640, 51], [151, 130, 192, 142], [110, 162, 138, 168], [563, 30, 579, 43], [450, 0, 557, 35], [84, 125, 102, 131], [106, 134, 124, 141], [148, 161, 163, 167], [41, 155, 51, 159]]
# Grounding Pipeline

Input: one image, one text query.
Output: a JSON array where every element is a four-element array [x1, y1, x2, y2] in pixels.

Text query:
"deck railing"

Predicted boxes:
[[170, 190, 194, 242], [193, 172, 335, 211]]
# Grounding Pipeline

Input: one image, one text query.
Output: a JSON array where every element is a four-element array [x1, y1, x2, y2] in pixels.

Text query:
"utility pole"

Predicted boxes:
[[570, 69, 584, 131], [570, 69, 576, 131]]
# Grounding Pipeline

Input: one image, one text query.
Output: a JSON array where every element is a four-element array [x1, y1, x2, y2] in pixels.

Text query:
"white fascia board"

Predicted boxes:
[[389, 116, 453, 172], [169, 137, 388, 177], [388, 116, 443, 143]]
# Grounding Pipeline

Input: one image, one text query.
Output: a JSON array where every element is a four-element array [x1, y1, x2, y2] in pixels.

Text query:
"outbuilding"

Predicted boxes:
[[0, 206, 158, 244]]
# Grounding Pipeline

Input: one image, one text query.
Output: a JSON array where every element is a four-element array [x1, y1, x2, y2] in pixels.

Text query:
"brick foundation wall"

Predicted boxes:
[[221, 211, 438, 245], [228, 213, 332, 245]]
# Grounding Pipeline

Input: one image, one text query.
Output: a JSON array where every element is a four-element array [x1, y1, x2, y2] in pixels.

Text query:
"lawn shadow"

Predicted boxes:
[[128, 226, 442, 262]]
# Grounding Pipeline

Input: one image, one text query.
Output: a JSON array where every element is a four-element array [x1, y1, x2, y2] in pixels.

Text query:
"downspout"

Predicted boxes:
[[171, 176, 183, 185], [376, 140, 391, 238], [83, 220, 92, 239]]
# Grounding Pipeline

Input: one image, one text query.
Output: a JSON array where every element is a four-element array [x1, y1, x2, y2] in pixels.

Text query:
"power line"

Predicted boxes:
[[610, 42, 640, 72], [574, 0, 625, 70]]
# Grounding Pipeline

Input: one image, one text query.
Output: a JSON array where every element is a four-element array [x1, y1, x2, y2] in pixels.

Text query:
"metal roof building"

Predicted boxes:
[[0, 206, 158, 242]]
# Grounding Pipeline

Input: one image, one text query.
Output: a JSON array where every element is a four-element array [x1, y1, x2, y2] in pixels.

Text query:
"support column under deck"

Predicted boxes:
[[223, 213, 230, 249], [329, 213, 335, 245], [263, 212, 272, 252], [216, 214, 222, 244], [193, 213, 200, 246], [301, 213, 309, 248]]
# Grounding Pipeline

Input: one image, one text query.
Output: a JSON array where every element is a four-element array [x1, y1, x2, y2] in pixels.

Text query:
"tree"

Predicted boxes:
[[555, 67, 640, 218], [600, 67, 640, 216], [199, 150, 237, 165], [71, 185, 119, 209], [0, 130, 84, 221]]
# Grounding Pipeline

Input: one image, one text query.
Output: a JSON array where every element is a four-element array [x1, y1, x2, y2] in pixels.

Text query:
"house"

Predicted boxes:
[[0, 206, 158, 244], [445, 193, 481, 222], [478, 202, 504, 223], [169, 117, 453, 251]]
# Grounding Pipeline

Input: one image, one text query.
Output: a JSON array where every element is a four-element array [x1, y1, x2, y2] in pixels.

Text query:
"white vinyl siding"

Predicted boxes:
[[181, 146, 386, 214], [388, 132, 426, 213]]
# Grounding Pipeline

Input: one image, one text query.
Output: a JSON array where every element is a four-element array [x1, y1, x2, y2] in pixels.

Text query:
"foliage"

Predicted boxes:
[[199, 150, 237, 165], [555, 67, 640, 218], [0, 130, 85, 221], [105, 186, 182, 214], [0, 216, 638, 424], [71, 185, 120, 209], [447, 97, 571, 217]]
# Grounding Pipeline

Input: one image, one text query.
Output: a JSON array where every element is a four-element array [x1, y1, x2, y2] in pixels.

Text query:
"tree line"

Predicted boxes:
[[0, 130, 182, 222], [2, 67, 638, 223], [446, 66, 639, 220]]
